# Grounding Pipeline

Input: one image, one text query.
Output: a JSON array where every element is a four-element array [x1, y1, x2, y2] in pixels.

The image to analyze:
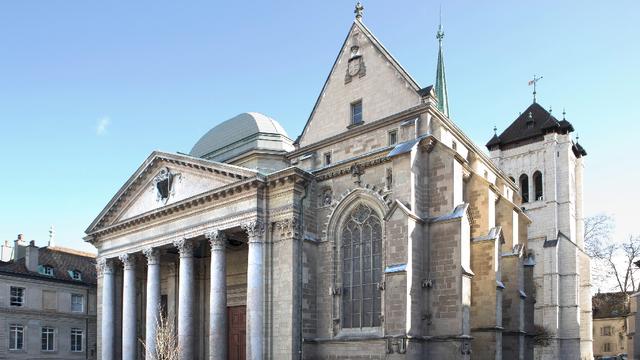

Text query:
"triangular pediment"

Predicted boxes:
[[85, 151, 257, 234], [296, 20, 423, 148]]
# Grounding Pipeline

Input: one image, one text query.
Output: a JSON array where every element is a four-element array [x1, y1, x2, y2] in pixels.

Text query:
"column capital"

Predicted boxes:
[[173, 238, 195, 258], [96, 257, 115, 276], [143, 247, 161, 265], [119, 253, 137, 270], [241, 219, 265, 243], [206, 229, 227, 251]]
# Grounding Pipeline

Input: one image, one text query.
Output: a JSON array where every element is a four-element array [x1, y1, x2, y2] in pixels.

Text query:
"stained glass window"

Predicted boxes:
[[341, 204, 382, 329]]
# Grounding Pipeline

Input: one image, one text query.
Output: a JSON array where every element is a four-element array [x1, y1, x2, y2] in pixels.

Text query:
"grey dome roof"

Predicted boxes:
[[190, 112, 293, 160]]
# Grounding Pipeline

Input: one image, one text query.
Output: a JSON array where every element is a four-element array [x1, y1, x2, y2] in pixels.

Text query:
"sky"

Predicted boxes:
[[0, 0, 638, 253]]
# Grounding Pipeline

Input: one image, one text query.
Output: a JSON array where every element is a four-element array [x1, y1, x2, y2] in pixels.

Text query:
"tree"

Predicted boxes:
[[140, 311, 180, 360], [585, 213, 640, 295]]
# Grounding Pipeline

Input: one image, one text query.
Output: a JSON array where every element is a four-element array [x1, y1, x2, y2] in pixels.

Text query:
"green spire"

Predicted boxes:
[[435, 14, 449, 117]]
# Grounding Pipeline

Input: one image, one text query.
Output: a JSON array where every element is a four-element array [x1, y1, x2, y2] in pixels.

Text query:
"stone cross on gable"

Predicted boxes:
[[354, 2, 364, 20]]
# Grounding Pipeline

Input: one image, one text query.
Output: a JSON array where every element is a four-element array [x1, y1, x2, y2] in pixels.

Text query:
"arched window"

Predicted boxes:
[[533, 171, 543, 201], [341, 203, 382, 329], [519, 174, 529, 203], [509, 176, 516, 184]]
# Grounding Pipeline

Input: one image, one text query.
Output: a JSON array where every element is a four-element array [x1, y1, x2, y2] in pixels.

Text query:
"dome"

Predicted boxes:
[[189, 112, 294, 164]]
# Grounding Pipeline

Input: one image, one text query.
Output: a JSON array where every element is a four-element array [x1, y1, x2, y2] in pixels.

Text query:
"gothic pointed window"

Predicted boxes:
[[533, 171, 543, 201], [519, 174, 529, 203], [341, 204, 382, 329]]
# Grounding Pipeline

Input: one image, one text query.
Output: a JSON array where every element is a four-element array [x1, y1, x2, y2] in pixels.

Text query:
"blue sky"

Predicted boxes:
[[0, 0, 638, 253]]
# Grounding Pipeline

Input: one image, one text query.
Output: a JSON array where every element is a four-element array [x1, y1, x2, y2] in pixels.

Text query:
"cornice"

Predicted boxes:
[[313, 147, 392, 182], [87, 167, 314, 242], [431, 111, 519, 193], [289, 104, 429, 158]]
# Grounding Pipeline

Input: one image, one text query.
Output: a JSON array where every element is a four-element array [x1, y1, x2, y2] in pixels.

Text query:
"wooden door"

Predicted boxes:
[[228, 305, 246, 360]]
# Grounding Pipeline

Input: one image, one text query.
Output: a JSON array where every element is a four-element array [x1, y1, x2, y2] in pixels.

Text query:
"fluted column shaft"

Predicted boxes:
[[99, 258, 115, 360], [174, 238, 195, 360], [208, 230, 228, 360], [120, 254, 137, 360], [144, 248, 161, 360], [242, 220, 265, 360]]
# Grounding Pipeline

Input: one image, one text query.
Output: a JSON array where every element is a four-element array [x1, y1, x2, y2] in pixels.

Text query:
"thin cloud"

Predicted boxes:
[[96, 116, 111, 136]]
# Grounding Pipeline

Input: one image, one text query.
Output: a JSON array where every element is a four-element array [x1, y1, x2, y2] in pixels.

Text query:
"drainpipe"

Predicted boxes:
[[298, 181, 309, 360]]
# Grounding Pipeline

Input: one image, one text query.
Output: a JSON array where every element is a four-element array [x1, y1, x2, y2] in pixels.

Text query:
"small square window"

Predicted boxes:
[[70, 270, 82, 281], [71, 294, 84, 313], [350, 100, 363, 125], [10, 287, 25, 307], [39, 265, 54, 276], [324, 152, 332, 166], [388, 130, 398, 145]]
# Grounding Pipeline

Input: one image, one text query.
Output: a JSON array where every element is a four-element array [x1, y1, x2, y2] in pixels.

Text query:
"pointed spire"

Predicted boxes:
[[354, 2, 364, 21], [434, 7, 449, 117], [562, 108, 566, 120]]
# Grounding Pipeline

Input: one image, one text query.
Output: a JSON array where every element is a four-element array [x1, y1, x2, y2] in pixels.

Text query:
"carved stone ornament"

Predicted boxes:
[[351, 163, 365, 185], [241, 220, 265, 242], [275, 217, 301, 239], [461, 341, 472, 355], [206, 229, 227, 251], [119, 253, 136, 270], [420, 137, 436, 153], [153, 167, 181, 204], [321, 188, 333, 207], [173, 238, 195, 257], [345, 55, 366, 84], [143, 247, 161, 265], [386, 337, 407, 355], [96, 258, 114, 275]]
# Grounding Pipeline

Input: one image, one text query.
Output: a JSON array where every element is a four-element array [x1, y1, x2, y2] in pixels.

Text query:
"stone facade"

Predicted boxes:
[[0, 236, 97, 359], [87, 14, 539, 360]]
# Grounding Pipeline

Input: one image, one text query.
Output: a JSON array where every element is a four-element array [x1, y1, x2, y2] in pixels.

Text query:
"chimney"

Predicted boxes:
[[13, 234, 27, 260], [25, 240, 39, 272], [0, 240, 13, 262]]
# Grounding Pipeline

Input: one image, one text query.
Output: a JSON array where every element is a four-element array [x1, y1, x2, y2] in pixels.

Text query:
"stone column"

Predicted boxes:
[[143, 248, 161, 360], [119, 253, 137, 360], [207, 229, 228, 360], [98, 258, 115, 360], [174, 238, 195, 360], [242, 220, 266, 360]]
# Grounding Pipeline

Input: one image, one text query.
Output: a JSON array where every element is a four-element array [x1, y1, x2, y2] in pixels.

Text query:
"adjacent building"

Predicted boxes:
[[591, 292, 629, 358], [0, 234, 97, 359]]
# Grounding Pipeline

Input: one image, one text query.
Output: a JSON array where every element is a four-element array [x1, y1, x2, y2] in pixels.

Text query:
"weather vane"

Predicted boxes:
[[528, 75, 543, 103]]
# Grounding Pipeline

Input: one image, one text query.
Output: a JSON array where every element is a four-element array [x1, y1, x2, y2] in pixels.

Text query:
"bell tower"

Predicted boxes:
[[486, 102, 592, 359]]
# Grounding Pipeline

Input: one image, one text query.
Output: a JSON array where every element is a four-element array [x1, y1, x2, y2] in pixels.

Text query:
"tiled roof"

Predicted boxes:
[[486, 102, 576, 151], [592, 292, 630, 319], [0, 246, 96, 286]]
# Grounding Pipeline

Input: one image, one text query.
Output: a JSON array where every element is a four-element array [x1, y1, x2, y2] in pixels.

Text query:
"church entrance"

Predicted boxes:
[[228, 305, 246, 360]]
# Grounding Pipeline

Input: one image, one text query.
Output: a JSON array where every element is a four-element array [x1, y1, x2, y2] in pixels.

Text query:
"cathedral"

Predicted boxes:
[[87, 4, 591, 360]]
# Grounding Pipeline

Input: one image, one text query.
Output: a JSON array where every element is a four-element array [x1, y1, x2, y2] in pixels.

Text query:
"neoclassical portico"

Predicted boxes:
[[95, 217, 271, 360]]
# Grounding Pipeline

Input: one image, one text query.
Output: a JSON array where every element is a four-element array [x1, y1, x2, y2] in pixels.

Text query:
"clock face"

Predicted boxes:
[[348, 58, 361, 76]]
